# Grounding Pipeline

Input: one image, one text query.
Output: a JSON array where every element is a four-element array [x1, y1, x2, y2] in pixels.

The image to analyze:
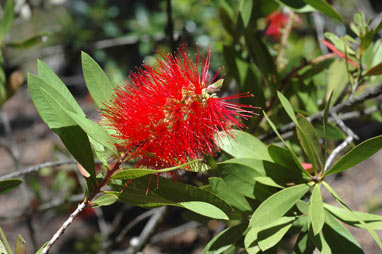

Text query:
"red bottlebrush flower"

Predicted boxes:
[[102, 45, 254, 171], [265, 11, 290, 40]]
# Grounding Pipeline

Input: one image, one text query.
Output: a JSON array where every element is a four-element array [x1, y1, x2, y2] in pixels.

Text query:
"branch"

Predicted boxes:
[[166, 0, 175, 52], [41, 202, 87, 254], [0, 160, 77, 180], [126, 206, 167, 254], [41, 150, 131, 253], [260, 83, 382, 141], [275, 11, 295, 70], [330, 112, 359, 140], [324, 136, 354, 171]]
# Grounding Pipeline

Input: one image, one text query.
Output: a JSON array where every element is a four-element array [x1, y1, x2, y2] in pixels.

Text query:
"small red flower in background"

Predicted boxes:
[[102, 45, 254, 172], [265, 11, 290, 40]]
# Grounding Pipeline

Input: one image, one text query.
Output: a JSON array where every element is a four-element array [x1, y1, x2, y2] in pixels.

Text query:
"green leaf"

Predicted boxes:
[[254, 176, 284, 189], [238, 0, 253, 27], [301, 0, 343, 22], [179, 201, 228, 220], [244, 227, 261, 253], [0, 178, 23, 195], [277, 91, 298, 124], [257, 217, 295, 251], [309, 184, 325, 235], [365, 62, 382, 76], [203, 223, 247, 254], [81, 51, 116, 109], [244, 32, 277, 79], [263, 111, 310, 178], [209, 177, 252, 212], [111, 159, 202, 180], [276, 0, 315, 12], [325, 204, 382, 229], [115, 175, 237, 219], [325, 136, 382, 176], [218, 130, 272, 161], [0, 227, 12, 254], [53, 126, 95, 183], [250, 183, 310, 228], [293, 224, 315, 254], [297, 114, 323, 171], [28, 75, 96, 179], [0, 0, 14, 41], [14, 235, 26, 254], [5, 33, 49, 49], [322, 211, 363, 253], [323, 92, 333, 164], [28, 74, 76, 128], [93, 193, 118, 207], [217, 158, 276, 200], [62, 109, 118, 156], [323, 181, 382, 250], [37, 60, 85, 117], [267, 145, 307, 176]]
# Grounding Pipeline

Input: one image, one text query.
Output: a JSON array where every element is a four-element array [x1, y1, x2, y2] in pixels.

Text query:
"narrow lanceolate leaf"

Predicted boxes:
[[0, 227, 12, 254], [115, 175, 237, 219], [209, 177, 252, 212], [0, 0, 15, 41], [28, 75, 96, 179], [323, 211, 363, 254], [81, 52, 116, 109], [15, 234, 26, 254], [218, 130, 272, 161], [37, 60, 85, 117], [62, 107, 118, 155], [239, 0, 253, 27], [323, 181, 382, 250], [111, 159, 202, 180], [257, 216, 295, 251], [323, 92, 333, 165], [324, 204, 382, 229], [0, 178, 23, 195], [250, 183, 310, 228], [277, 91, 298, 124], [301, 0, 343, 22], [297, 114, 323, 171], [179, 201, 228, 220], [309, 184, 325, 235], [93, 194, 118, 207], [263, 111, 310, 177], [325, 136, 382, 176]]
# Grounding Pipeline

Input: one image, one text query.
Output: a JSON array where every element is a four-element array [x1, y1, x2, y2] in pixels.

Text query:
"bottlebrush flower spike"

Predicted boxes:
[[102, 45, 255, 172]]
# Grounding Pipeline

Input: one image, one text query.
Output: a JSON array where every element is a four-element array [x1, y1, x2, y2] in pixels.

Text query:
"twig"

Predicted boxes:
[[166, 0, 175, 52], [127, 206, 167, 254], [114, 209, 157, 246], [150, 221, 200, 243], [324, 136, 354, 171], [41, 202, 87, 254], [330, 112, 359, 140], [41, 151, 131, 253], [275, 11, 295, 71], [0, 160, 77, 180], [260, 83, 382, 141], [312, 12, 328, 55]]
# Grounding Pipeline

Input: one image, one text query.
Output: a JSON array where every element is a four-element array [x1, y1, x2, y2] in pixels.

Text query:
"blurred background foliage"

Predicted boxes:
[[1, 0, 382, 253]]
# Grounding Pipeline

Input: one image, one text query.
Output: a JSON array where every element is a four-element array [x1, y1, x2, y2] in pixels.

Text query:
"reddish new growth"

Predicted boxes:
[[102, 46, 254, 173]]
